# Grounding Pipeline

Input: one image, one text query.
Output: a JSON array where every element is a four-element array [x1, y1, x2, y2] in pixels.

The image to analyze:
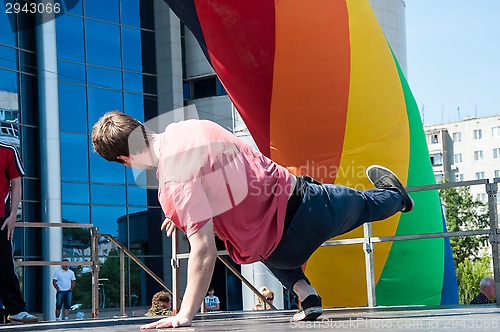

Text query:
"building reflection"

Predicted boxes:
[[0, 90, 20, 148]]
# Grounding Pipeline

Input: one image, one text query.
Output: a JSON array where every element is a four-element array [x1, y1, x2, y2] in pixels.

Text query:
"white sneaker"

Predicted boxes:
[[7, 311, 39, 323], [56, 317, 61, 321], [64, 316, 69, 320]]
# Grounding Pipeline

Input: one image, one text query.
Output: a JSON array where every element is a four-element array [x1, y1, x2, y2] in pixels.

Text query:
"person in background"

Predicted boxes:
[[204, 286, 220, 312], [252, 287, 274, 310], [470, 277, 496, 304], [52, 259, 76, 320], [145, 291, 173, 317], [0, 143, 38, 323]]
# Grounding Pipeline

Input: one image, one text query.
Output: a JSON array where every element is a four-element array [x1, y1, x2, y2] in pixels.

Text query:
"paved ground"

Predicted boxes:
[[2, 305, 500, 331]]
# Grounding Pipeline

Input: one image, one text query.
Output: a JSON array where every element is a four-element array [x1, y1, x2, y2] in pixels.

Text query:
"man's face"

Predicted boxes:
[[62, 263, 69, 270]]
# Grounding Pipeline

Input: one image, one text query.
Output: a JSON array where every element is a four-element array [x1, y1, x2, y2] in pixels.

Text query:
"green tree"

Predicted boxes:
[[439, 185, 489, 266], [72, 249, 142, 309], [439, 185, 492, 304], [456, 255, 492, 304]]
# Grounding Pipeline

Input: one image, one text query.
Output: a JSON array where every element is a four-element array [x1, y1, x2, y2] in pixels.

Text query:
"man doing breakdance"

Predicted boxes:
[[91, 111, 413, 329]]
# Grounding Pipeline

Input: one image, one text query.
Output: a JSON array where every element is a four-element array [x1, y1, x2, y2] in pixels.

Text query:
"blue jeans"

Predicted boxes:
[[262, 177, 404, 292], [56, 290, 72, 310]]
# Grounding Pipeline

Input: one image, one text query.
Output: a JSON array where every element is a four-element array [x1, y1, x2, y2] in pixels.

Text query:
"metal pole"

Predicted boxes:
[[91, 227, 100, 319], [363, 223, 376, 307], [120, 249, 127, 317], [172, 228, 180, 313], [35, 3, 63, 321], [486, 182, 500, 304]]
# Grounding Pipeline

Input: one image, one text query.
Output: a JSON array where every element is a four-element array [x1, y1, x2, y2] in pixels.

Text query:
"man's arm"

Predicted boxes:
[[1, 177, 22, 241], [52, 279, 59, 291], [70, 279, 76, 291], [140, 219, 217, 329]]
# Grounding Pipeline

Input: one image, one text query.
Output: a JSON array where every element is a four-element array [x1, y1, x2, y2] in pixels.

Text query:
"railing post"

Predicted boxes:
[[486, 181, 500, 305], [120, 248, 127, 317], [90, 227, 100, 319], [363, 223, 376, 307], [171, 228, 180, 313]]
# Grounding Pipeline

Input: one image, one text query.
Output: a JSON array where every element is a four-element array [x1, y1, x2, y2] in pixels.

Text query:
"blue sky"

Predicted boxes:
[[405, 0, 500, 125]]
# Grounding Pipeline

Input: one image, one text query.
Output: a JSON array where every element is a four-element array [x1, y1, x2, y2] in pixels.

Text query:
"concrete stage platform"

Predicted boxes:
[[3, 305, 500, 331]]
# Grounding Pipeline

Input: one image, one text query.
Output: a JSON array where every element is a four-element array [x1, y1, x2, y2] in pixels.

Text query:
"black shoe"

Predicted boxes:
[[366, 165, 414, 213], [292, 294, 322, 321]]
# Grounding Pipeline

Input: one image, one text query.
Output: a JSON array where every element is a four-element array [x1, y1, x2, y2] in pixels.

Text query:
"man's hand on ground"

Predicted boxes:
[[140, 314, 191, 329]]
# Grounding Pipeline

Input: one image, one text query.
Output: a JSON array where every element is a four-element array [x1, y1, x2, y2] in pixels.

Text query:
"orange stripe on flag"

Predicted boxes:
[[269, 0, 350, 182]]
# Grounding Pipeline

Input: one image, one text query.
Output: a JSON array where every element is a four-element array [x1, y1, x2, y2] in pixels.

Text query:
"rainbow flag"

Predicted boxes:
[[164, 0, 458, 306]]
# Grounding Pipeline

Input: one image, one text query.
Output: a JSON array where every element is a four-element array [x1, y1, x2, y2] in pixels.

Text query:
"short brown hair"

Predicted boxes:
[[91, 111, 153, 164]]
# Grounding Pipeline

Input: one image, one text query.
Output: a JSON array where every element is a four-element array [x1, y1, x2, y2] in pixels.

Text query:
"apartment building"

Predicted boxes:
[[425, 115, 500, 203]]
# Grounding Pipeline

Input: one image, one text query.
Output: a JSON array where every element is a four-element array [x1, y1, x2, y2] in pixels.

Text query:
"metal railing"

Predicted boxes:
[[14, 224, 172, 319]]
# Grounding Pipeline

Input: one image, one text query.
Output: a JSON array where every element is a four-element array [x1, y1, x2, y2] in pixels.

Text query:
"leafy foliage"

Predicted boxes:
[[456, 256, 492, 304], [72, 249, 142, 309], [439, 186, 489, 265], [439, 185, 493, 304]]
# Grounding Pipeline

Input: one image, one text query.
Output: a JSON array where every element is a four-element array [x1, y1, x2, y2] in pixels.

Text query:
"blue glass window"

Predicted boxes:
[[87, 66, 122, 90], [89, 147, 126, 184], [63, 205, 90, 224], [0, 10, 16, 46], [91, 206, 126, 235], [59, 83, 87, 133], [120, 0, 140, 27], [91, 184, 126, 205], [140, 30, 155, 74], [142, 74, 156, 95], [84, 0, 119, 23], [183, 82, 191, 101], [62, 183, 90, 204], [58, 61, 86, 84], [85, 20, 121, 68], [20, 50, 37, 75], [123, 72, 142, 93], [0, 45, 17, 71], [124, 93, 144, 120], [127, 186, 147, 207], [60, 133, 89, 182], [56, 14, 85, 62], [88, 87, 123, 130], [122, 27, 142, 72], [217, 78, 228, 96], [63, 0, 83, 15], [0, 69, 17, 92]]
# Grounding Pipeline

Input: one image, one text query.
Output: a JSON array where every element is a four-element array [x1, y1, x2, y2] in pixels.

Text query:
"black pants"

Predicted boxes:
[[263, 177, 404, 292], [0, 218, 26, 316]]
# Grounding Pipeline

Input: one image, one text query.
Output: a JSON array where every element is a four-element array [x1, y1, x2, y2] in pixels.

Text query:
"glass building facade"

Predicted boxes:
[[1, 0, 166, 317]]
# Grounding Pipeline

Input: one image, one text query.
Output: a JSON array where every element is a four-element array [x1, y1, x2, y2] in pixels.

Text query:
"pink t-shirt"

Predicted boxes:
[[155, 120, 291, 264]]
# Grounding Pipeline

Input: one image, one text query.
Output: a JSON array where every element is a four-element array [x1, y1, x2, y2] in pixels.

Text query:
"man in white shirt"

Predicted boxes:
[[52, 259, 76, 320], [203, 287, 220, 312]]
